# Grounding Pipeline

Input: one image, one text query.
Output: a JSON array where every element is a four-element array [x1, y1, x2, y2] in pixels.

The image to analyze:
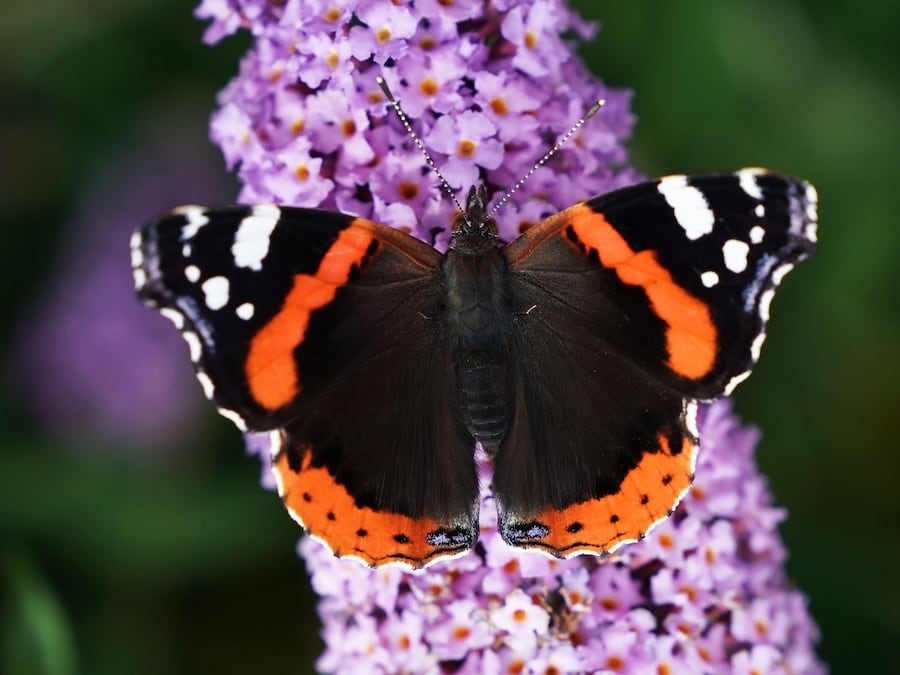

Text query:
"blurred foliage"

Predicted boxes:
[[1, 0, 898, 673]]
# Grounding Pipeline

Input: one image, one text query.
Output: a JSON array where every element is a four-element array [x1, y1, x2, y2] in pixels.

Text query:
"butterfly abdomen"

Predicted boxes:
[[455, 351, 507, 452]]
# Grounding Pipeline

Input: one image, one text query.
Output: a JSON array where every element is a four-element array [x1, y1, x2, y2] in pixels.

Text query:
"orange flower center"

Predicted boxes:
[[458, 139, 476, 157], [452, 626, 470, 640], [419, 77, 439, 97], [606, 656, 624, 671], [399, 182, 419, 199], [491, 97, 509, 115]]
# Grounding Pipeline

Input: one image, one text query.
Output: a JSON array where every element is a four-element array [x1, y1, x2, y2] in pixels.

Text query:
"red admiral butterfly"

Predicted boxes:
[[132, 89, 817, 569]]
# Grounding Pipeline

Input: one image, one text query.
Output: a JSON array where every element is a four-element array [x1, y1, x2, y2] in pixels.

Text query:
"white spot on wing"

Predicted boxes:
[[806, 182, 819, 220], [196, 370, 215, 399], [236, 302, 255, 320], [722, 239, 750, 273], [772, 261, 794, 286], [724, 369, 752, 395], [738, 168, 764, 200], [788, 180, 818, 242], [700, 271, 719, 288], [160, 308, 185, 330], [754, 203, 766, 218], [803, 183, 819, 242], [201, 276, 230, 310], [758, 288, 776, 322], [657, 175, 715, 240], [176, 206, 210, 239], [268, 429, 283, 460], [132, 268, 147, 290], [182, 243, 192, 258], [182, 330, 202, 362], [218, 407, 248, 432], [185, 265, 201, 283], [749, 225, 765, 244], [684, 399, 700, 440], [130, 231, 143, 268], [232, 205, 281, 271], [130, 231, 146, 288], [805, 222, 818, 243], [750, 331, 767, 362]]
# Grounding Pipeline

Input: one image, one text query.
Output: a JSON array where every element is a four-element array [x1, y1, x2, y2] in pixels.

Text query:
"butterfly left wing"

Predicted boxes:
[[133, 205, 479, 568], [494, 170, 817, 558]]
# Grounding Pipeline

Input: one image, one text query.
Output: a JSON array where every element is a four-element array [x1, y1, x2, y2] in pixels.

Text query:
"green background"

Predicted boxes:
[[2, 1, 897, 672]]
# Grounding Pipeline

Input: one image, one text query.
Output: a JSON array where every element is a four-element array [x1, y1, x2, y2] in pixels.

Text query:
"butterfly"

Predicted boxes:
[[132, 165, 817, 569]]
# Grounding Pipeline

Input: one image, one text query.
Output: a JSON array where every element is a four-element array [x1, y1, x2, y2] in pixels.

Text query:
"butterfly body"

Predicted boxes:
[[441, 187, 514, 452], [133, 169, 817, 568]]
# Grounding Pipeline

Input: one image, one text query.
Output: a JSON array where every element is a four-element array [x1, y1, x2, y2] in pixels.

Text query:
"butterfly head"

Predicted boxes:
[[450, 185, 498, 254]]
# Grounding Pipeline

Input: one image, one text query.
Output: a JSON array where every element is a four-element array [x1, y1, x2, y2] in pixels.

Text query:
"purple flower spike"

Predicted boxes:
[[198, 0, 823, 671]]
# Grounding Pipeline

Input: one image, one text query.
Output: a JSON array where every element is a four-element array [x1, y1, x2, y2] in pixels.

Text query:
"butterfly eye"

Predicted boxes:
[[480, 216, 498, 239], [451, 212, 469, 234]]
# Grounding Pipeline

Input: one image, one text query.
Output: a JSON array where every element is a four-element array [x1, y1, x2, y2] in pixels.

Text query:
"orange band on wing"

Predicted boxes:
[[274, 446, 466, 568], [245, 221, 376, 410], [569, 205, 717, 379], [531, 432, 695, 557]]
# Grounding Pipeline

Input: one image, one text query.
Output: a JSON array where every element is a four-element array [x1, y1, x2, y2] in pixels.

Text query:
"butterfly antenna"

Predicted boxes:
[[487, 98, 606, 219], [376, 77, 467, 222]]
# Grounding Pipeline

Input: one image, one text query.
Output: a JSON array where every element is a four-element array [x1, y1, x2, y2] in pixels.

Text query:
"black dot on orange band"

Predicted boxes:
[[610, 514, 620, 523], [662, 474, 673, 486], [302, 492, 312, 502], [394, 533, 410, 544], [356, 528, 367, 537], [641, 494, 649, 505], [326, 511, 336, 521], [566, 522, 583, 533]]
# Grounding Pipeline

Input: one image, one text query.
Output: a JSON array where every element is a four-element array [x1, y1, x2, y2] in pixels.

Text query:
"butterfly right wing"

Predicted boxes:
[[133, 205, 478, 568], [493, 171, 816, 558]]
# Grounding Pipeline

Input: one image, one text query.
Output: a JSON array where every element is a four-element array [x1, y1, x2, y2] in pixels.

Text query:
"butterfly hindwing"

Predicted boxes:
[[493, 170, 817, 557], [494, 220, 698, 556], [134, 205, 479, 567]]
